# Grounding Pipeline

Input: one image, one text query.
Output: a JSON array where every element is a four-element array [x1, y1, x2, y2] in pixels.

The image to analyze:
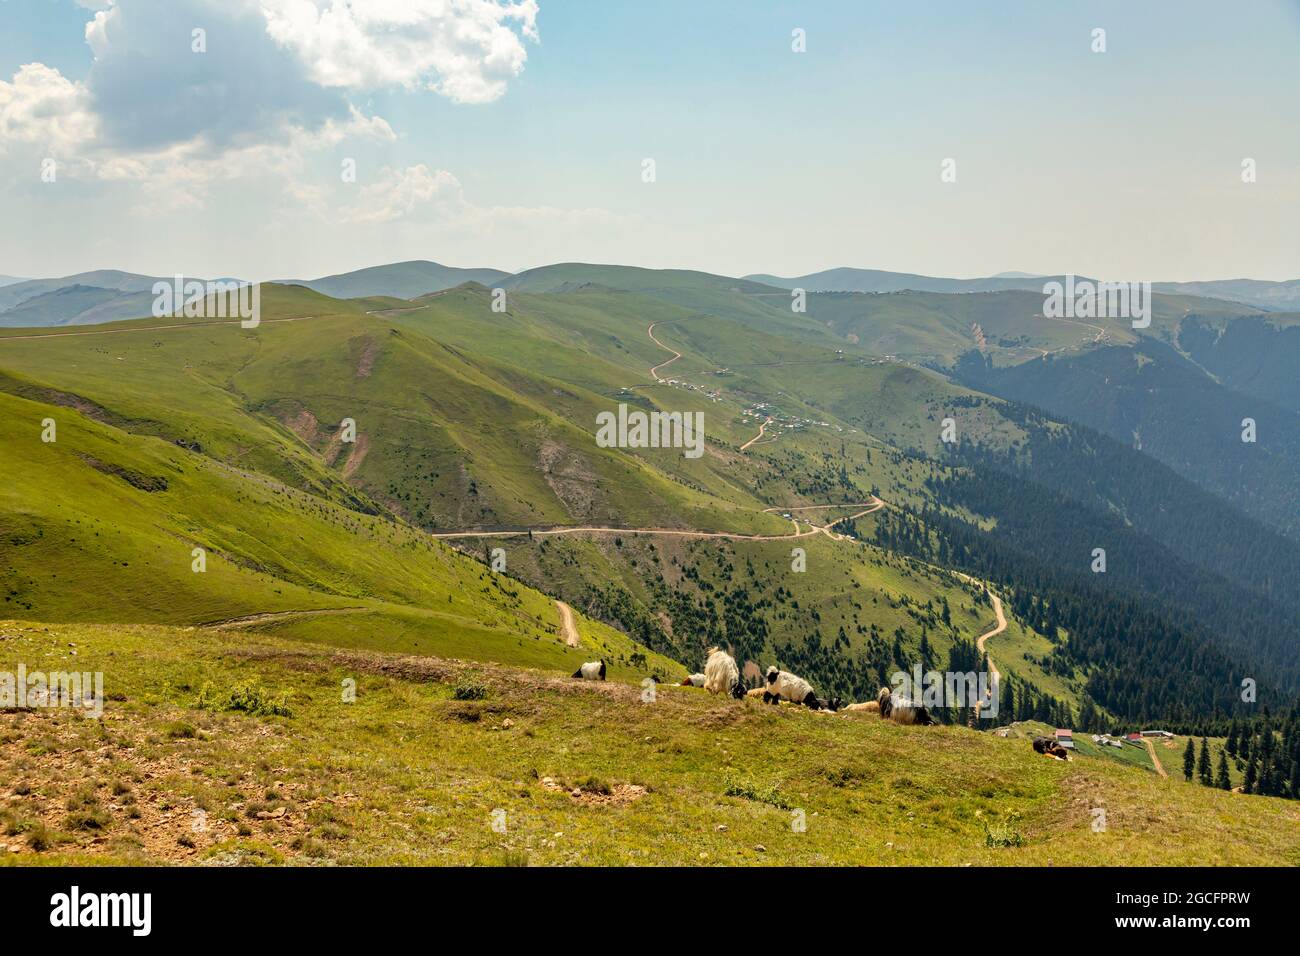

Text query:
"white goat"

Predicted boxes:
[[703, 647, 741, 696]]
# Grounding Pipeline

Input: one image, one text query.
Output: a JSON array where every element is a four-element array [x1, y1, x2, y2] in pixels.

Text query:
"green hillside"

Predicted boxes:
[[3, 621, 1297, 866], [0, 386, 680, 680], [2, 279, 1294, 739], [0, 282, 1062, 697]]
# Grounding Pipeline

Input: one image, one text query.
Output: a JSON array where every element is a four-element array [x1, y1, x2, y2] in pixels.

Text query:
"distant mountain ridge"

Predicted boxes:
[[0, 270, 181, 328], [745, 267, 1300, 311], [7, 259, 1299, 328]]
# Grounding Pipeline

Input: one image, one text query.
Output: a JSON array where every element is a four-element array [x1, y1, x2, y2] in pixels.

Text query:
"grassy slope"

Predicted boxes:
[[0, 388, 681, 681], [2, 621, 1296, 866], [0, 282, 1073, 699]]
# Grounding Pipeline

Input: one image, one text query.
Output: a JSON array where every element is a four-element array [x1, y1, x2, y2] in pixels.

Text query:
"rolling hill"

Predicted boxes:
[[277, 260, 512, 300]]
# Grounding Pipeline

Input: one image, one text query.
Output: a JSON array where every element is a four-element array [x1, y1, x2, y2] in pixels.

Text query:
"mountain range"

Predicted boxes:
[[3, 262, 1299, 715], [746, 267, 1300, 311]]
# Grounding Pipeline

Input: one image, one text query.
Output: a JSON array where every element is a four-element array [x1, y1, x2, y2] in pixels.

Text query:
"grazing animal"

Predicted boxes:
[[764, 666, 818, 708], [746, 687, 767, 699], [681, 673, 706, 687], [573, 660, 606, 681], [877, 686, 936, 726], [842, 700, 880, 714], [1032, 736, 1070, 760], [703, 647, 743, 697]]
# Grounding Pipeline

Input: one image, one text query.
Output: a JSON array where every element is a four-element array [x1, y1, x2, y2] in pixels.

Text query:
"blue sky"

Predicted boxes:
[[1, 0, 1297, 282]]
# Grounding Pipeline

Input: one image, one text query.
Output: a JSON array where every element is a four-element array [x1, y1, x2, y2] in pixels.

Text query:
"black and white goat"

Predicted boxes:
[[572, 660, 607, 681]]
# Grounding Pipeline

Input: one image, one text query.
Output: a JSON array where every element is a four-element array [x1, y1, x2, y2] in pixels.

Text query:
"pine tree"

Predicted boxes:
[[1079, 696, 1097, 732], [1182, 738, 1195, 781], [1197, 737, 1212, 785], [1225, 721, 1239, 758], [1244, 753, 1259, 794], [1215, 752, 1231, 790], [918, 631, 934, 672]]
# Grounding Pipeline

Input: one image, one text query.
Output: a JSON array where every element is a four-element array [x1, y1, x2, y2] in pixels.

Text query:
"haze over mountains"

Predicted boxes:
[[747, 267, 1300, 312], [7, 257, 1300, 329], [8, 259, 1300, 330], [0, 270, 207, 328]]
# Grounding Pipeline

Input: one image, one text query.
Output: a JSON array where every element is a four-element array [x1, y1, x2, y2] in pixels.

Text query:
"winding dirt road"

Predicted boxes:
[[647, 322, 683, 381], [953, 573, 1006, 684], [975, 588, 1007, 683], [645, 320, 779, 456], [740, 417, 773, 451]]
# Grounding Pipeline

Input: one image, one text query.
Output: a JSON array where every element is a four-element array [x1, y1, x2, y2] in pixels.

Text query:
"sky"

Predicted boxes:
[[1, 0, 1298, 283]]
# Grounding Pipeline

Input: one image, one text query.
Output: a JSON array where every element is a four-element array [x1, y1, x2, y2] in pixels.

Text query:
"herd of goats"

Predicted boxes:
[[573, 646, 938, 726]]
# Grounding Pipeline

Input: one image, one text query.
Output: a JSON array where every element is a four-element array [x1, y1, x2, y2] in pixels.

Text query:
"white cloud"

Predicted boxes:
[[340, 164, 466, 223], [5, 0, 537, 167], [261, 0, 540, 104], [0, 63, 98, 155], [1, 0, 580, 276]]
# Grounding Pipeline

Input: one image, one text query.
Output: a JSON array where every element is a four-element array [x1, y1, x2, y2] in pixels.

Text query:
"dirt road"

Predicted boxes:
[[556, 600, 580, 647], [430, 498, 884, 543], [975, 588, 1007, 683], [1145, 738, 1169, 778], [199, 607, 366, 630], [952, 573, 1006, 684], [740, 417, 772, 451], [646, 322, 683, 381]]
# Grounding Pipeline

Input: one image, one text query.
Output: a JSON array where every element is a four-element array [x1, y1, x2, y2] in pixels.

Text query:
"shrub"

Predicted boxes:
[[24, 820, 58, 852], [196, 682, 293, 717], [452, 679, 488, 702], [573, 775, 612, 796], [983, 813, 1026, 848], [165, 721, 197, 739], [66, 808, 111, 831], [723, 775, 791, 809]]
